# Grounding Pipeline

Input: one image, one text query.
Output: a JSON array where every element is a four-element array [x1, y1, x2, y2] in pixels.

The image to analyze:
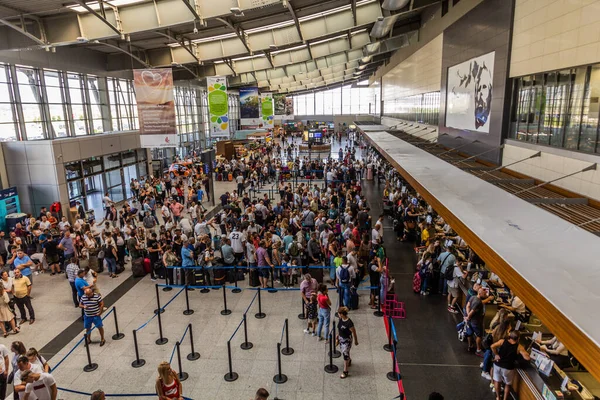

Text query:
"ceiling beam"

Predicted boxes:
[[75, 0, 122, 37], [180, 0, 201, 21], [351, 0, 357, 26], [264, 50, 274, 69], [92, 40, 150, 67], [223, 58, 236, 76], [154, 30, 198, 63], [215, 17, 251, 54], [0, 18, 46, 46], [286, 0, 304, 43]]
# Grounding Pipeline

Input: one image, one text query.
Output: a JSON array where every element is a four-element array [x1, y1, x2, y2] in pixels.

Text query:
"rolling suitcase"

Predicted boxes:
[[310, 266, 324, 284], [228, 173, 233, 181], [154, 262, 166, 280], [174, 267, 183, 285], [132, 258, 146, 277], [413, 271, 422, 293], [349, 287, 359, 310], [143, 258, 152, 274], [249, 268, 260, 287]]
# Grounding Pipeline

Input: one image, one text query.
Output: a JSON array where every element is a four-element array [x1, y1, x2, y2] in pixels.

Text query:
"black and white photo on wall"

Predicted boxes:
[[446, 51, 495, 133]]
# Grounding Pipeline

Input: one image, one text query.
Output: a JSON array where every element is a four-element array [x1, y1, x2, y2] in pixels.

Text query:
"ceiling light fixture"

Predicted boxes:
[[66, 0, 147, 13]]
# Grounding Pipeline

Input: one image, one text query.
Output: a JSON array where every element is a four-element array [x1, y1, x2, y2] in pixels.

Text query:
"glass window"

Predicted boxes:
[[122, 150, 136, 165], [105, 169, 122, 188], [67, 179, 84, 199], [331, 87, 341, 115], [581, 66, 600, 153], [315, 91, 324, 115], [0, 64, 17, 142], [342, 85, 352, 114], [305, 93, 314, 115], [82, 157, 103, 176], [65, 161, 82, 180], [137, 162, 148, 179], [16, 67, 45, 140], [103, 153, 121, 170], [137, 148, 147, 161]]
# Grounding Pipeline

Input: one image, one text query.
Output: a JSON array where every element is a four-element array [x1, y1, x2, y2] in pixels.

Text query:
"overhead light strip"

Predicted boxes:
[[66, 0, 147, 13]]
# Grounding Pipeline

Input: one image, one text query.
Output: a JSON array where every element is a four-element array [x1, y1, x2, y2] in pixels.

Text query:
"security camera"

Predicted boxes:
[[377, 16, 384, 22], [76, 36, 89, 43], [193, 27, 198, 34]]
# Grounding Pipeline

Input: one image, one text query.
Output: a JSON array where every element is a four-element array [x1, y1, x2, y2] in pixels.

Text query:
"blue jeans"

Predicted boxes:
[[329, 256, 336, 281], [105, 257, 117, 274], [317, 308, 331, 339], [420, 275, 429, 293], [438, 276, 448, 295], [482, 349, 493, 373], [339, 283, 351, 307]]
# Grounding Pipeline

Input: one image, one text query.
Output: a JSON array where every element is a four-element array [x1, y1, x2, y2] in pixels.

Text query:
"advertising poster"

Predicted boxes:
[[261, 93, 274, 128], [284, 96, 294, 119], [207, 76, 229, 137], [274, 94, 286, 120], [239, 87, 261, 126], [133, 69, 177, 147], [446, 51, 495, 133]]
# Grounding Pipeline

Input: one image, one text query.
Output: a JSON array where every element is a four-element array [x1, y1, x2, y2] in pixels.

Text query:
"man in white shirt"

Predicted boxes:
[[371, 224, 381, 246], [0, 344, 9, 399], [229, 228, 245, 261], [21, 370, 57, 400], [13, 356, 43, 399]]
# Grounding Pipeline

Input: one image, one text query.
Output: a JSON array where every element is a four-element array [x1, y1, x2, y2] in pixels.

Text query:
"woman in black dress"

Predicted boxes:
[[337, 306, 358, 379]]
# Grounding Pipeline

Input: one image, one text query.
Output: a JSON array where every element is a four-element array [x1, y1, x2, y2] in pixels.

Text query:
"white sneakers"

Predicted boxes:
[[481, 371, 491, 380], [303, 329, 310, 334]]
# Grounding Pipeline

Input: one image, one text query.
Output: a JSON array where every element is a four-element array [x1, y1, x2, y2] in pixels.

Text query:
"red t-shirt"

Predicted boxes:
[[317, 293, 330, 309]]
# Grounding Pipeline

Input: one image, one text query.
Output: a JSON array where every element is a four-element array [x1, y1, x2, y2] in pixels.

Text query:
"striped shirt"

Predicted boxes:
[[80, 293, 103, 317], [66, 263, 79, 282]]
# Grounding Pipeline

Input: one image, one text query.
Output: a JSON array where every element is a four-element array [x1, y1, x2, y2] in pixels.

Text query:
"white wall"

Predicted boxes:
[[502, 140, 600, 202], [510, 0, 600, 77], [382, 34, 443, 101]]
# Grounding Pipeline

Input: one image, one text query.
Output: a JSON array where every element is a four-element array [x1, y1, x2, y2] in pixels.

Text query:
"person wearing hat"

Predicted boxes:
[[20, 369, 57, 400]]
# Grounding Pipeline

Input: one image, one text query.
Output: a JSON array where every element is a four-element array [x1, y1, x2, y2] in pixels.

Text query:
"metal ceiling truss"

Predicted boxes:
[[180, 0, 202, 21], [215, 17, 251, 54], [0, 17, 47, 47], [75, 0, 123, 37], [154, 30, 198, 63]]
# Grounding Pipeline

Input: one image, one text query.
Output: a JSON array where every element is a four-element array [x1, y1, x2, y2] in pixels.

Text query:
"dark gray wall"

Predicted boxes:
[[438, 0, 514, 164]]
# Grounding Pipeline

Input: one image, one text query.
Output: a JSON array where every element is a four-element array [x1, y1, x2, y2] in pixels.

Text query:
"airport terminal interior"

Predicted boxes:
[[0, 0, 599, 399]]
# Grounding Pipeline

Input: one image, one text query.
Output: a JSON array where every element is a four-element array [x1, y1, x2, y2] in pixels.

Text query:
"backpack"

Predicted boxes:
[[289, 242, 299, 257], [339, 266, 351, 284], [444, 264, 455, 280]]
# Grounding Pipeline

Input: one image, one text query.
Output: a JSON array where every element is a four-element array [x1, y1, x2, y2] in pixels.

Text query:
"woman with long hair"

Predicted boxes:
[[0, 285, 18, 337], [155, 361, 183, 400], [337, 307, 358, 379]]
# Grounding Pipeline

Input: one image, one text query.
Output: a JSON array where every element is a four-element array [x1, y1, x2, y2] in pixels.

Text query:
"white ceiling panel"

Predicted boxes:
[[356, 1, 383, 25], [198, 0, 239, 19], [197, 41, 224, 60], [351, 32, 371, 49], [215, 63, 232, 75], [272, 25, 302, 47], [290, 48, 311, 63], [222, 38, 248, 58]]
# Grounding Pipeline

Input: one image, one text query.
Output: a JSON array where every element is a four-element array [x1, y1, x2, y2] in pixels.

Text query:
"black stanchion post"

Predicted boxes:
[[298, 299, 307, 320], [281, 318, 294, 355], [232, 266, 241, 293], [387, 341, 401, 381], [131, 330, 146, 368], [268, 267, 277, 293], [373, 285, 384, 317], [187, 323, 201, 361], [384, 317, 393, 352], [200, 267, 210, 293], [111, 307, 125, 340], [155, 304, 168, 345], [221, 284, 232, 315], [175, 341, 189, 381], [255, 288, 266, 319], [329, 321, 341, 358], [324, 329, 338, 373], [163, 268, 173, 292], [154, 284, 164, 315], [273, 342, 288, 384], [240, 313, 253, 350], [183, 284, 194, 315], [223, 340, 239, 382], [83, 336, 98, 372]]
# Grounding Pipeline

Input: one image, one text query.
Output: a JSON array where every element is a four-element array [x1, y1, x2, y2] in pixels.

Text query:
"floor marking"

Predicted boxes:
[[398, 362, 481, 368]]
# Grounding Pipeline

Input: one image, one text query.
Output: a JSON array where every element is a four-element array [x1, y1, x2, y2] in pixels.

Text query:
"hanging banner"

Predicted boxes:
[[261, 93, 274, 128], [274, 94, 286, 120], [207, 76, 229, 137], [239, 87, 261, 126], [133, 69, 176, 148], [284, 96, 294, 119]]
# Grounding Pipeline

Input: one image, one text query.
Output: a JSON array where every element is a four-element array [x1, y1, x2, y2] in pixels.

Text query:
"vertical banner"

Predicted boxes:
[[207, 76, 229, 137], [261, 93, 274, 128], [133, 69, 176, 148], [273, 94, 286, 120], [239, 87, 261, 126], [285, 96, 294, 119]]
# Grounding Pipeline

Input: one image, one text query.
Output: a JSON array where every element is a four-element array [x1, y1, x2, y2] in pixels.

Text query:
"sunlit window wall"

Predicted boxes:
[[382, 91, 440, 126], [292, 84, 377, 116]]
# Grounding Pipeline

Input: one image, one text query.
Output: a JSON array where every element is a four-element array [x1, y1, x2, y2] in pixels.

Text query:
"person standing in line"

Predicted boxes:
[[9, 250, 34, 285], [101, 192, 114, 223], [12, 269, 34, 325], [155, 361, 183, 400], [13, 355, 43, 400], [20, 369, 57, 400], [316, 284, 331, 342], [491, 330, 531, 400], [337, 307, 358, 379], [0, 342, 9, 399], [90, 390, 105, 400], [254, 388, 270, 400], [80, 287, 105, 346], [335, 257, 355, 308], [255, 240, 273, 289], [0, 284, 19, 337]]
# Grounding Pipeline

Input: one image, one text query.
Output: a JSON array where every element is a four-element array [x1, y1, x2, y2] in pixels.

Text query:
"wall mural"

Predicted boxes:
[[446, 51, 495, 133]]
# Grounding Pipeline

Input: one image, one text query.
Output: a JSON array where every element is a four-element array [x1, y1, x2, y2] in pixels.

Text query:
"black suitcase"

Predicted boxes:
[[309, 267, 324, 284], [132, 258, 146, 277], [155, 262, 166, 280], [249, 268, 260, 287], [349, 287, 359, 310]]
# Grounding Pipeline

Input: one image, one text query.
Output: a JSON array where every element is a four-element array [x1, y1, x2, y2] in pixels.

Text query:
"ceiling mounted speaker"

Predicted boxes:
[[381, 0, 410, 11]]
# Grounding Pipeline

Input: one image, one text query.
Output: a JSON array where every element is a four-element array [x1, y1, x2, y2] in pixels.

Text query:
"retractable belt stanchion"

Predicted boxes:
[[268, 267, 277, 293], [232, 266, 242, 293], [298, 299, 307, 320], [154, 284, 164, 315], [273, 342, 288, 384], [224, 340, 238, 382], [221, 284, 231, 315], [373, 284, 384, 317], [387, 339, 401, 381], [329, 320, 341, 358], [83, 337, 98, 372], [175, 341, 189, 381], [324, 328, 338, 373], [183, 284, 194, 315], [255, 288, 266, 319], [111, 306, 125, 340], [131, 330, 146, 368], [281, 318, 294, 356], [384, 316, 393, 352], [240, 313, 253, 350], [155, 302, 168, 345], [187, 323, 200, 361], [200, 267, 210, 293]]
